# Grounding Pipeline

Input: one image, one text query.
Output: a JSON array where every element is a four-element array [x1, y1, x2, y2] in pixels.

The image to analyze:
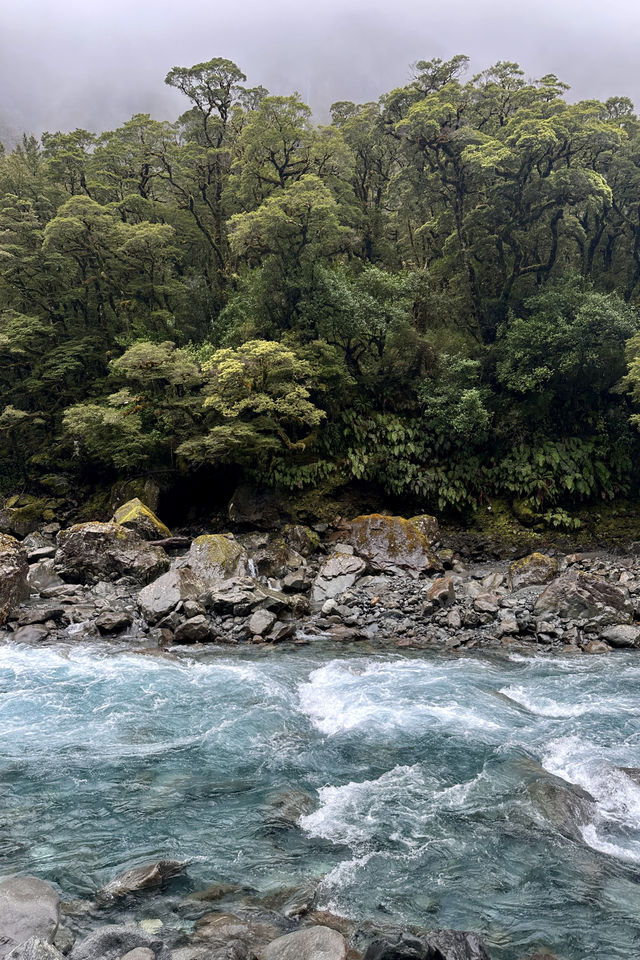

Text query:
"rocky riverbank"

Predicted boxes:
[[1, 496, 640, 656]]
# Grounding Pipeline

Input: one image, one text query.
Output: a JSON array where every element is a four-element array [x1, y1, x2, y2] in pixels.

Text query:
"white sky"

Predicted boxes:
[[2, 0, 640, 138]]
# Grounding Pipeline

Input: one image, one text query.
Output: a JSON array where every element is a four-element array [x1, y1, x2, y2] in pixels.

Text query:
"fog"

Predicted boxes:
[[2, 0, 639, 142]]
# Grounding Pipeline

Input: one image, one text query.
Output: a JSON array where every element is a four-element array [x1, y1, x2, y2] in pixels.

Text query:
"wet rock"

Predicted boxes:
[[138, 570, 206, 624], [174, 616, 217, 644], [583, 639, 611, 654], [6, 939, 64, 960], [27, 560, 63, 596], [349, 514, 440, 577], [69, 926, 169, 960], [533, 571, 632, 626], [55, 523, 169, 585], [11, 624, 49, 643], [617, 767, 640, 785], [259, 926, 347, 960], [193, 913, 281, 954], [228, 485, 283, 530], [508, 553, 558, 590], [189, 535, 249, 583], [529, 778, 597, 839], [601, 624, 640, 648], [0, 534, 29, 626], [97, 859, 188, 901], [95, 610, 133, 634], [112, 499, 171, 541], [0, 876, 60, 958], [363, 930, 490, 960], [311, 554, 366, 610], [248, 609, 277, 637]]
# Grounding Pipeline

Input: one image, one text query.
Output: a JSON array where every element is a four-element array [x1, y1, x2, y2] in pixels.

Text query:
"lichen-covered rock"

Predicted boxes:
[[0, 533, 29, 625], [0, 877, 60, 958], [138, 569, 205, 623], [189, 535, 248, 583], [259, 926, 347, 960], [55, 523, 169, 585], [281, 524, 320, 557], [311, 553, 366, 610], [408, 514, 440, 546], [509, 552, 558, 590], [349, 514, 440, 577], [112, 499, 171, 541], [0, 496, 59, 539], [110, 478, 160, 514], [533, 571, 632, 626]]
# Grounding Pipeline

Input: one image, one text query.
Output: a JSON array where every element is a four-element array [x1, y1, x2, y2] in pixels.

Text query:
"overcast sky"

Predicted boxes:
[[2, 0, 640, 142]]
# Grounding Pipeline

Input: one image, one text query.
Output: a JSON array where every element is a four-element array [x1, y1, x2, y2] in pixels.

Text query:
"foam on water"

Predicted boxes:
[[2, 641, 640, 959]]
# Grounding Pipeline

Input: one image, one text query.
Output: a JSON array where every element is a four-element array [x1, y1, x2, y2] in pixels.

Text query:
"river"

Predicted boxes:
[[1, 641, 639, 958]]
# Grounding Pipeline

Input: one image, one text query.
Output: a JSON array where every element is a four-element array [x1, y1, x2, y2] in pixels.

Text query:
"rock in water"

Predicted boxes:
[[508, 553, 558, 590], [188, 535, 249, 583], [529, 779, 597, 840], [138, 569, 205, 623], [97, 859, 188, 900], [55, 523, 169, 584], [0, 534, 29, 625], [258, 926, 347, 960], [112, 499, 171, 541], [69, 926, 169, 960], [311, 553, 366, 610], [6, 940, 64, 960], [363, 930, 490, 960], [349, 514, 440, 577], [0, 877, 60, 958], [533, 571, 632, 625]]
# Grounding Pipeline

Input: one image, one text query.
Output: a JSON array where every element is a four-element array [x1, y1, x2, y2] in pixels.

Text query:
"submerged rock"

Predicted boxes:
[[529, 779, 597, 840], [192, 913, 281, 954], [0, 876, 60, 958], [349, 514, 440, 577], [533, 571, 632, 626], [508, 553, 558, 590], [112, 499, 171, 541], [189, 535, 249, 583], [0, 534, 29, 626], [97, 859, 188, 901], [55, 523, 169, 585], [258, 926, 347, 960]]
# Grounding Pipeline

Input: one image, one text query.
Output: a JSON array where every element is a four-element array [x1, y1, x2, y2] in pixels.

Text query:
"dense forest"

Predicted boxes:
[[3, 55, 640, 525]]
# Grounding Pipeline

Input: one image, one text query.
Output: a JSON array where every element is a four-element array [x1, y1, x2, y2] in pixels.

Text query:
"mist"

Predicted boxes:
[[2, 0, 640, 142]]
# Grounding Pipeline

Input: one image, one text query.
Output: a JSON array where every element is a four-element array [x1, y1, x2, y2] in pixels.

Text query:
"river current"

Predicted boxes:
[[1, 641, 640, 958]]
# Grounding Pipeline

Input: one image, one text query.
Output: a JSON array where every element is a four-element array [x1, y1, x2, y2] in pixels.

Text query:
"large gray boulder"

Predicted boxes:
[[533, 571, 632, 626], [188, 535, 249, 583], [6, 940, 63, 960], [55, 523, 169, 585], [349, 514, 440, 577], [0, 877, 59, 958], [69, 926, 169, 960], [0, 534, 29, 625], [311, 553, 366, 610], [138, 570, 205, 623], [259, 926, 347, 960]]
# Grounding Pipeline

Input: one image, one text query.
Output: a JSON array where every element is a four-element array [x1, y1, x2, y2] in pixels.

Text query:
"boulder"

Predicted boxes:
[[173, 616, 217, 644], [55, 523, 169, 585], [349, 515, 440, 577], [311, 553, 366, 610], [0, 534, 29, 626], [533, 571, 632, 626], [69, 926, 169, 960], [95, 610, 133, 635], [138, 570, 206, 624], [188, 535, 249, 583], [97, 859, 188, 901], [0, 877, 59, 958], [281, 524, 320, 557], [193, 913, 281, 956], [0, 496, 58, 539], [408, 514, 440, 546], [248, 609, 278, 637], [601, 624, 640, 648], [110, 478, 160, 514], [259, 926, 347, 960], [11, 625, 49, 644], [6, 940, 63, 960], [509, 553, 558, 590], [238, 533, 305, 579], [112, 499, 171, 541], [363, 931, 490, 960], [228, 485, 283, 530], [426, 576, 455, 607], [27, 561, 63, 596]]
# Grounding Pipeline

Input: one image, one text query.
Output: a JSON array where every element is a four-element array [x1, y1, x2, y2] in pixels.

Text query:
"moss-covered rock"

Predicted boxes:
[[281, 524, 320, 557], [113, 498, 171, 541], [349, 514, 441, 577], [189, 534, 249, 583], [0, 533, 29, 624], [0, 495, 62, 538], [110, 478, 160, 514], [408, 514, 440, 546], [55, 522, 169, 584], [508, 552, 559, 590]]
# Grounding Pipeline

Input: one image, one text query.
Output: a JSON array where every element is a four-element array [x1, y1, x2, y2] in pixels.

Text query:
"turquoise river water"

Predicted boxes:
[[1, 641, 640, 958]]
